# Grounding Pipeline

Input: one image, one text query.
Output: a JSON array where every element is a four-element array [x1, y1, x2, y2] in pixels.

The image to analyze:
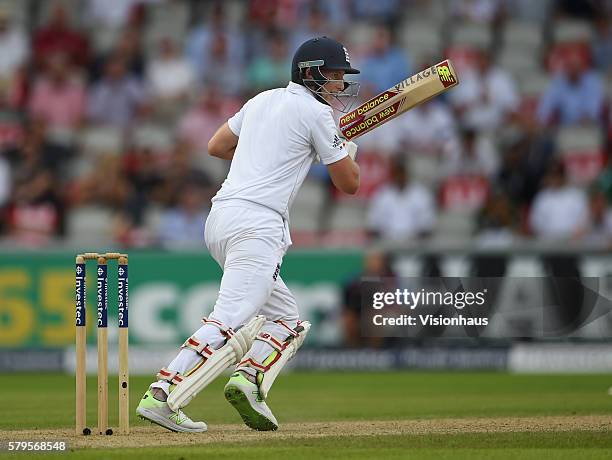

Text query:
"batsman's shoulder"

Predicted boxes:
[[292, 94, 323, 123]]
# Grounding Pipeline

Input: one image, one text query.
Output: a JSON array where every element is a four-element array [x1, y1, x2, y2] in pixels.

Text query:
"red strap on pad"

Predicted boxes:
[[157, 368, 185, 385], [181, 336, 214, 357], [201, 317, 235, 339]]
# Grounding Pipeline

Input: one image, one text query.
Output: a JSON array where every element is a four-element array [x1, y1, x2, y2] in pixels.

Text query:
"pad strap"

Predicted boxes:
[[157, 368, 185, 385], [275, 320, 299, 338], [254, 331, 286, 352], [236, 330, 287, 372], [202, 317, 235, 339], [166, 315, 266, 410], [181, 336, 214, 357], [237, 357, 269, 372], [235, 320, 311, 400]]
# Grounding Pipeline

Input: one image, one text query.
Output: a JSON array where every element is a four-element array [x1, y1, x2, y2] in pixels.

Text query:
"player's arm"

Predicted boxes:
[[208, 122, 238, 160], [312, 106, 360, 194], [327, 155, 360, 195]]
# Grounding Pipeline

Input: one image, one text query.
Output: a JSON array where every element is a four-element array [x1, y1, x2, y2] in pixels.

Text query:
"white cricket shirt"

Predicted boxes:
[[211, 82, 348, 220]]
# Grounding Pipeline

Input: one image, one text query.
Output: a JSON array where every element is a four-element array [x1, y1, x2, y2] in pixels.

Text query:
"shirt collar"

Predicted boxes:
[[287, 81, 330, 107], [286, 81, 312, 96]]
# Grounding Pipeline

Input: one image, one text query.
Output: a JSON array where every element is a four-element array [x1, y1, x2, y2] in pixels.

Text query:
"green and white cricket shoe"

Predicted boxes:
[[136, 389, 207, 433], [224, 372, 278, 431]]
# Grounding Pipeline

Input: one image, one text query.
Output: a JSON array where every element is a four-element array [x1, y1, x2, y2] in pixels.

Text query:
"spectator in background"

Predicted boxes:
[[147, 38, 195, 103], [0, 7, 28, 84], [185, 5, 245, 89], [248, 30, 290, 91], [450, 0, 505, 23], [352, 0, 402, 23], [89, 28, 144, 82], [497, 139, 531, 206], [87, 56, 148, 126], [554, 0, 601, 20], [156, 144, 213, 208], [5, 122, 68, 244], [156, 182, 209, 248], [368, 155, 436, 241], [597, 155, 612, 203], [8, 168, 64, 245], [475, 190, 516, 248], [537, 51, 604, 126], [306, 0, 350, 28], [529, 161, 590, 240], [0, 96, 16, 234], [0, 84, 26, 151], [497, 128, 555, 207], [200, 32, 244, 96], [442, 125, 498, 178], [84, 0, 146, 29], [449, 49, 519, 132], [179, 88, 226, 152], [178, 87, 235, 183], [0, 149, 9, 209], [342, 250, 396, 348], [399, 101, 458, 156], [505, 0, 550, 21], [29, 53, 85, 131], [4, 120, 72, 176], [74, 153, 130, 210], [592, 16, 612, 73], [290, 6, 332, 54], [585, 188, 612, 246], [33, 2, 89, 69], [473, 190, 516, 276], [358, 26, 412, 95]]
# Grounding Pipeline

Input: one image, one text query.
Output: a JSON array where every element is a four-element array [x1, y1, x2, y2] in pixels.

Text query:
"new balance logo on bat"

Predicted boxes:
[[436, 61, 457, 87], [338, 59, 459, 140]]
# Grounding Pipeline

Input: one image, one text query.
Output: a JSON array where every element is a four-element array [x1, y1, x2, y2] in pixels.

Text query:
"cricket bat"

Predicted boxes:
[[339, 59, 459, 140]]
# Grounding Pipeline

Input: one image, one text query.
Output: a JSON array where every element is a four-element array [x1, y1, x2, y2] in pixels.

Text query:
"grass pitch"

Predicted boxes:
[[0, 371, 611, 459]]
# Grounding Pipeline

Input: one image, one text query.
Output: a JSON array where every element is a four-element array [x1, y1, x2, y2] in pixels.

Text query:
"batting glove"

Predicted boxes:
[[343, 140, 358, 161]]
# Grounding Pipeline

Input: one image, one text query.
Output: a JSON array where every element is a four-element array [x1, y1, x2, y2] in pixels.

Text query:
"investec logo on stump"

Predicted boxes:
[[118, 265, 129, 328], [75, 264, 85, 326], [97, 265, 108, 327]]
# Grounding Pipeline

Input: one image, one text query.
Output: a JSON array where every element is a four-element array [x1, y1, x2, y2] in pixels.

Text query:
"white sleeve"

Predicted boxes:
[[227, 99, 249, 136], [311, 107, 348, 165]]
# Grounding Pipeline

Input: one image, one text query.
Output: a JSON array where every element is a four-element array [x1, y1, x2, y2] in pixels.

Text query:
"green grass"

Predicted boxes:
[[1, 371, 611, 459], [2, 372, 611, 428]]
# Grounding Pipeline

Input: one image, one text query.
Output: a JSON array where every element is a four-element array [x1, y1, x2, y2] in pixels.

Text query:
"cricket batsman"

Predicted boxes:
[[136, 36, 361, 432]]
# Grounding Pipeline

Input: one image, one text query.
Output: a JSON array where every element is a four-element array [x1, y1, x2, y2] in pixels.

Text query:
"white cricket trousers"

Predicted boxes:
[[161, 201, 299, 380]]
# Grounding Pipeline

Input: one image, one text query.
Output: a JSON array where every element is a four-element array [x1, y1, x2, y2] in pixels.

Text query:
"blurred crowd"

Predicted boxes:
[[0, 0, 610, 249]]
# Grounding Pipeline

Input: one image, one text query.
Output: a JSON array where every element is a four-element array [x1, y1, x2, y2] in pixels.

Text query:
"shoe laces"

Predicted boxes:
[[252, 389, 264, 403], [170, 409, 189, 425]]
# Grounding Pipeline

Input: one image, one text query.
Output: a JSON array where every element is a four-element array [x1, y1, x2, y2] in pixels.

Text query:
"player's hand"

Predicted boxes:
[[343, 140, 358, 161]]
